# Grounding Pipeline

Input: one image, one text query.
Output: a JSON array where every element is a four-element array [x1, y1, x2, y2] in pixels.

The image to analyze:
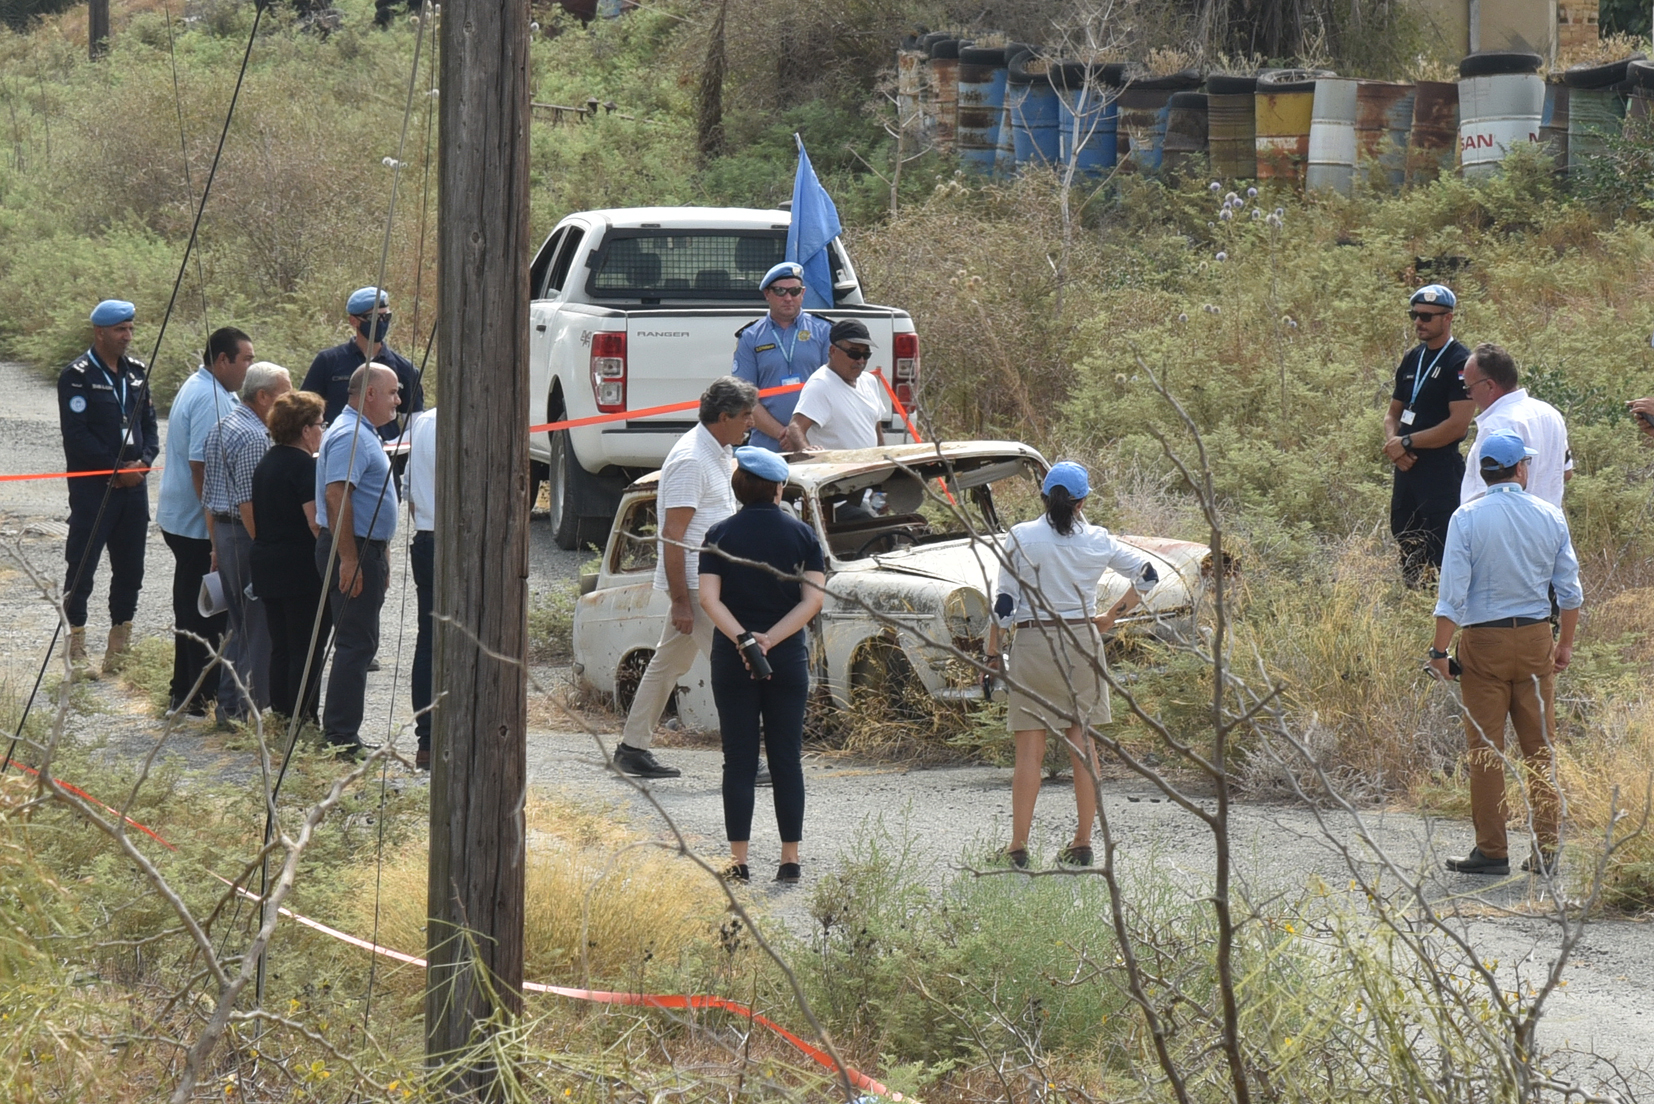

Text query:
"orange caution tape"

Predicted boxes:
[[871, 370, 923, 444], [0, 465, 159, 484], [5, 761, 891, 1096]]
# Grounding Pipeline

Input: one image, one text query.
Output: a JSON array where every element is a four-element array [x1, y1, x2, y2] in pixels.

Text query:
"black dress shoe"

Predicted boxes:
[[1445, 848, 1510, 875], [1522, 849, 1560, 875], [720, 861, 750, 884], [775, 862, 801, 884], [613, 743, 682, 779]]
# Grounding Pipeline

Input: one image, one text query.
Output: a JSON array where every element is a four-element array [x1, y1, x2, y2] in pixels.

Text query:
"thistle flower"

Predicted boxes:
[[1209, 181, 1222, 191], [1215, 251, 1228, 262], [1247, 187, 1259, 198]]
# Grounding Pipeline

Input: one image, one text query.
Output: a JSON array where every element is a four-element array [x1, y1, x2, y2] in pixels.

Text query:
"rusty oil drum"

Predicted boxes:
[[1354, 80, 1415, 192], [1206, 73, 1258, 180], [929, 38, 967, 153], [1407, 80, 1459, 184], [1256, 69, 1333, 185]]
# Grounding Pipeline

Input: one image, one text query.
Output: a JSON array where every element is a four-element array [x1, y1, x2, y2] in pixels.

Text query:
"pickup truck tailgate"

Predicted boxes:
[[624, 311, 765, 412]]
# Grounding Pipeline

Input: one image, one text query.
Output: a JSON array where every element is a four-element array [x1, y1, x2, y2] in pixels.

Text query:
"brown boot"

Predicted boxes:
[[102, 621, 134, 677], [67, 626, 95, 682]]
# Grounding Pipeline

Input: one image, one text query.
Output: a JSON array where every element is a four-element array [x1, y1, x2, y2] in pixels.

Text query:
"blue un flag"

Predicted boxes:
[[786, 140, 842, 311]]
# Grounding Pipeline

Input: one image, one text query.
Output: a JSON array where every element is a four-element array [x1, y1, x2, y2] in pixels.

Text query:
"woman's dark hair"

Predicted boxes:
[[268, 390, 324, 446], [1043, 486, 1082, 536], [732, 467, 780, 506]]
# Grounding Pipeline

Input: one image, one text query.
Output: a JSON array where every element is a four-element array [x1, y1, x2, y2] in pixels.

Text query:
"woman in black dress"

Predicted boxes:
[[699, 447, 825, 884], [251, 391, 331, 724]]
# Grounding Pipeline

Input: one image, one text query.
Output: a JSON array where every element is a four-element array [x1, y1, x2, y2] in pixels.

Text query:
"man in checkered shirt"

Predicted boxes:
[[203, 361, 292, 723]]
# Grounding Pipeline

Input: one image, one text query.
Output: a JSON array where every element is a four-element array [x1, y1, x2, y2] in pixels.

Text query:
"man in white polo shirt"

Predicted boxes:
[[781, 320, 883, 452], [1460, 342, 1572, 508], [614, 377, 757, 779]]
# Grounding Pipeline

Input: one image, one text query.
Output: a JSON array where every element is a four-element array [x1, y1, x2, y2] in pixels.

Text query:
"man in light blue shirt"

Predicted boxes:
[[313, 362, 400, 757], [157, 327, 252, 716], [1428, 431, 1581, 878], [732, 262, 832, 450]]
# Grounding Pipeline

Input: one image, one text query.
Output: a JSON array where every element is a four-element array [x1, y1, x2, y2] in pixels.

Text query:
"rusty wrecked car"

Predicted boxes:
[[571, 441, 1220, 732]]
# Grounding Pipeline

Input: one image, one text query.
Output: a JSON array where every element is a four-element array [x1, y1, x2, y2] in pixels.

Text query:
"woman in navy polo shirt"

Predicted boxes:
[[699, 447, 826, 885]]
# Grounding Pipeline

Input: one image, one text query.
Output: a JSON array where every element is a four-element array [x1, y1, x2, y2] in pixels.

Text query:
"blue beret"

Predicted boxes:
[[347, 286, 389, 315], [1042, 461, 1090, 499], [760, 262, 804, 290], [1410, 284, 1456, 309], [1478, 430, 1536, 469], [735, 445, 790, 482], [90, 300, 135, 327]]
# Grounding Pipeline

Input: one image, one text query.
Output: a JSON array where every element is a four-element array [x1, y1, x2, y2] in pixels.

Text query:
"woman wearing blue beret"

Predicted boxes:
[[698, 446, 825, 884]]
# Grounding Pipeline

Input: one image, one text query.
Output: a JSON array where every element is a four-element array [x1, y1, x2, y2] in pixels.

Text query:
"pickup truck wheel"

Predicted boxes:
[[549, 429, 584, 550]]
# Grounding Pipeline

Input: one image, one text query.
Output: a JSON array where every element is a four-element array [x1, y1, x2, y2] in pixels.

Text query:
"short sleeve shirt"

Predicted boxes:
[[652, 424, 737, 592], [1390, 339, 1470, 455], [731, 313, 833, 450], [201, 404, 271, 513], [158, 367, 241, 539], [315, 407, 398, 541], [699, 501, 826, 634], [793, 366, 883, 450]]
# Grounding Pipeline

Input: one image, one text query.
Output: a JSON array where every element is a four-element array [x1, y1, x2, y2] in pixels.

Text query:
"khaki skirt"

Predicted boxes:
[[1005, 623, 1111, 732]]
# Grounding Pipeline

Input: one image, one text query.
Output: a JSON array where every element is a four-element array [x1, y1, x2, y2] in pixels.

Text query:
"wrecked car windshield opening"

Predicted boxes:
[[817, 456, 1046, 560]]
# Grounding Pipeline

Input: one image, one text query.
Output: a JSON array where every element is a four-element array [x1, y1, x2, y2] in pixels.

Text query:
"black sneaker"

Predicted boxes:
[[1445, 848, 1510, 875], [367, 657, 381, 673], [1522, 849, 1560, 876], [755, 759, 773, 787], [775, 862, 801, 884], [613, 743, 682, 779]]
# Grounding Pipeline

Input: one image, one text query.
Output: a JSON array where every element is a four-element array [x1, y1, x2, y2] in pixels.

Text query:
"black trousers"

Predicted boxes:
[[711, 637, 807, 844], [162, 529, 226, 710], [1390, 451, 1464, 586], [264, 592, 331, 725], [316, 532, 388, 747], [410, 530, 434, 751], [63, 481, 147, 628]]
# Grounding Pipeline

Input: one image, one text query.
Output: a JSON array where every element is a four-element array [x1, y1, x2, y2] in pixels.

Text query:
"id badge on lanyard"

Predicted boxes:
[[89, 350, 131, 439], [1401, 343, 1449, 426]]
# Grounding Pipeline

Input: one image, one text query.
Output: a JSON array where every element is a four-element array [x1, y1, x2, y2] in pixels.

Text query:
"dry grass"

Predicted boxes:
[[345, 793, 729, 1000]]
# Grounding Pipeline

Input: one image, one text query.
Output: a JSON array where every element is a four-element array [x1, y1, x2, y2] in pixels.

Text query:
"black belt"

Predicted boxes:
[[1466, 616, 1546, 629], [1014, 617, 1094, 629], [317, 529, 387, 548], [211, 511, 240, 525]]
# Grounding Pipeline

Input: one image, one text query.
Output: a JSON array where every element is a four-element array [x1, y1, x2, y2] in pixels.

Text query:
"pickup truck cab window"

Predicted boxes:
[[588, 231, 787, 300]]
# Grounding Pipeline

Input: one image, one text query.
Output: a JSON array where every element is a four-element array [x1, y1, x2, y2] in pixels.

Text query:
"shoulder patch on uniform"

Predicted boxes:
[[125, 357, 147, 371], [734, 319, 760, 338], [68, 357, 91, 374], [69, 395, 87, 414]]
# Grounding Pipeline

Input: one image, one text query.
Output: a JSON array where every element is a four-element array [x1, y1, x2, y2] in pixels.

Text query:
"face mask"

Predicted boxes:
[[356, 314, 392, 343]]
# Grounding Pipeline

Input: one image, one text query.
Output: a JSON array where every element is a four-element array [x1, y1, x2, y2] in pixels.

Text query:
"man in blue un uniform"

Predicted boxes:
[[58, 299, 159, 679], [732, 262, 833, 451], [300, 286, 424, 442]]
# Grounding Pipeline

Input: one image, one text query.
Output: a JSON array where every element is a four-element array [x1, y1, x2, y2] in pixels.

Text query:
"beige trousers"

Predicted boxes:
[[620, 592, 715, 749]]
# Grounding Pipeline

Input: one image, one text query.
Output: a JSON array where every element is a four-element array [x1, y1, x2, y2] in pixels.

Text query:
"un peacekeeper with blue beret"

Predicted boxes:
[[732, 262, 833, 451], [300, 286, 424, 442], [57, 299, 159, 679]]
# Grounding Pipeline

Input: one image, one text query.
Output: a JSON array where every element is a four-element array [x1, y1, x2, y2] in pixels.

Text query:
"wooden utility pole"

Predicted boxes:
[[88, 0, 109, 59], [425, 0, 532, 1084]]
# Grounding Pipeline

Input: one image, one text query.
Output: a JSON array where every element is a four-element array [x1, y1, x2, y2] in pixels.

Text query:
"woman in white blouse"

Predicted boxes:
[[985, 462, 1159, 870]]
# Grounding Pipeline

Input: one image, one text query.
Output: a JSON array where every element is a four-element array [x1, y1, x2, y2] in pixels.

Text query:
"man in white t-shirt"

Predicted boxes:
[[1460, 342, 1572, 508], [614, 377, 757, 779], [781, 319, 883, 452]]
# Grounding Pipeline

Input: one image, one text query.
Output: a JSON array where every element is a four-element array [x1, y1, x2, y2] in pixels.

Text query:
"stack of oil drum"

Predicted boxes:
[[895, 35, 1646, 189]]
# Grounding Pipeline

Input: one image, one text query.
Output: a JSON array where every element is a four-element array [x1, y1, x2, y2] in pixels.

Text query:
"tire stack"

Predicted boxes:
[[1564, 55, 1640, 171]]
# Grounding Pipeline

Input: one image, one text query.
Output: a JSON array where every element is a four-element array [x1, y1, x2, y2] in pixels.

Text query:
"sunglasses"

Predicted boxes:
[[1408, 309, 1449, 321], [834, 344, 872, 361], [767, 285, 805, 297]]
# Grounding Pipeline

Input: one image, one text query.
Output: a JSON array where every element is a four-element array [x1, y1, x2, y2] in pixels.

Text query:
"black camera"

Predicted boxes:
[[1423, 655, 1462, 680]]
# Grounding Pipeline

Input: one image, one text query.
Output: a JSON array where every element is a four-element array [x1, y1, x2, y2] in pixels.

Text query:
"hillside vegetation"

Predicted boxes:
[[3, 1, 1654, 1098]]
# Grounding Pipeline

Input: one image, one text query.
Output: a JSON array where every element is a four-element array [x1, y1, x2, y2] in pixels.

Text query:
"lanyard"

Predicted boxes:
[[769, 317, 801, 366], [1408, 342, 1451, 409], [86, 349, 129, 418]]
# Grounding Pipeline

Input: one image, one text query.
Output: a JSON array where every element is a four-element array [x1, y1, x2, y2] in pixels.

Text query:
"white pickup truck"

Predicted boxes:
[[527, 206, 921, 549]]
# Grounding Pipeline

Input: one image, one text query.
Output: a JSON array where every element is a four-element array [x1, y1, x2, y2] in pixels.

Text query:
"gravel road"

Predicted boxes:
[[2, 357, 1649, 1092]]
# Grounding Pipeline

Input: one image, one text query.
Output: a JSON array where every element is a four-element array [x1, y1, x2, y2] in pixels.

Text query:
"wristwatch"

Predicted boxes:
[[1428, 647, 1450, 660], [1401, 434, 1414, 451]]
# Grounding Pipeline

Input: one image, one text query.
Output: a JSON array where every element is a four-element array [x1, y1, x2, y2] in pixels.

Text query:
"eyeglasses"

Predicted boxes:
[[766, 285, 805, 297], [1463, 376, 1494, 392], [308, 420, 325, 428], [834, 344, 871, 361], [1408, 310, 1449, 321]]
